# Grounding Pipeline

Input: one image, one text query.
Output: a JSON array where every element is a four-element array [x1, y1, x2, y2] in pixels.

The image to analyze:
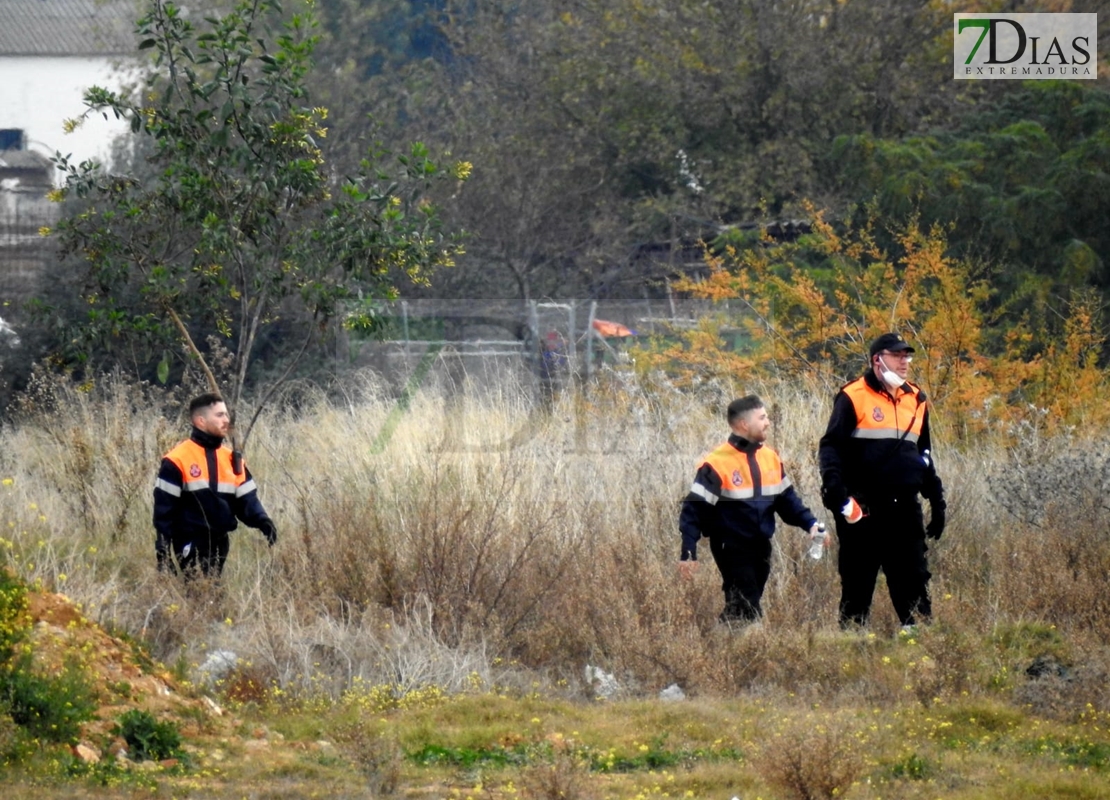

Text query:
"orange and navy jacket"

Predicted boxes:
[[679, 434, 817, 560], [153, 427, 274, 544], [818, 370, 944, 508]]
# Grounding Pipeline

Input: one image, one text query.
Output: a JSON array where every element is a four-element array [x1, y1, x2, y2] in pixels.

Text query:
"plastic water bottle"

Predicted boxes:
[[808, 523, 827, 560]]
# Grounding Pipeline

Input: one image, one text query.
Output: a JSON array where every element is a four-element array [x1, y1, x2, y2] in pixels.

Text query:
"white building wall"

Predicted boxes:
[[0, 55, 139, 181]]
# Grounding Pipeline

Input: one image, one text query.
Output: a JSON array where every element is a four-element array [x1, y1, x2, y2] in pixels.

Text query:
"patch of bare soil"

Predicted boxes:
[[29, 591, 214, 738], [22, 589, 343, 789], [11, 590, 381, 794]]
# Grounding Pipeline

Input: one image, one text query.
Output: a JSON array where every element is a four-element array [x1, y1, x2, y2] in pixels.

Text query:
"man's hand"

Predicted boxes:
[[926, 503, 946, 540], [807, 521, 825, 541], [678, 560, 700, 580], [155, 535, 171, 572], [262, 522, 278, 547], [821, 482, 847, 513]]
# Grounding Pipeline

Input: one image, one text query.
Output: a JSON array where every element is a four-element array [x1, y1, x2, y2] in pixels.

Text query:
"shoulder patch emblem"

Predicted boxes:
[[732, 470, 743, 486], [189, 464, 202, 478], [872, 406, 885, 422]]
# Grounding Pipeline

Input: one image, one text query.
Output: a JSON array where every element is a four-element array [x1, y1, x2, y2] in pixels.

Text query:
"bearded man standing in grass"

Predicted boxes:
[[153, 393, 277, 577], [678, 395, 824, 625]]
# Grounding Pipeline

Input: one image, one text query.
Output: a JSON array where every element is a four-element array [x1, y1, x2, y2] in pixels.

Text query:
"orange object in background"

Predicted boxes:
[[592, 319, 637, 337]]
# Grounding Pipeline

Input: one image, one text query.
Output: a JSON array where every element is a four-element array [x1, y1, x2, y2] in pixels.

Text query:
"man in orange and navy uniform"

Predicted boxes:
[[679, 395, 823, 624], [819, 333, 946, 631], [153, 393, 277, 577]]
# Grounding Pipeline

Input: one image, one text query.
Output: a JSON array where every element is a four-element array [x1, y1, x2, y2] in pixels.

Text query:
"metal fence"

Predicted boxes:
[[0, 189, 55, 247], [338, 298, 753, 400]]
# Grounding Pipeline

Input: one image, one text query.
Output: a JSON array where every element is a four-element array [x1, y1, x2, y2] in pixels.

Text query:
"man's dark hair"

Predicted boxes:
[[188, 392, 224, 418], [727, 395, 764, 426]]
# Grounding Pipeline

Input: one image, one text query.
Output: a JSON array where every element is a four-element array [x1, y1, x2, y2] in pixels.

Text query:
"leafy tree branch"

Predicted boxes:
[[46, 0, 466, 446]]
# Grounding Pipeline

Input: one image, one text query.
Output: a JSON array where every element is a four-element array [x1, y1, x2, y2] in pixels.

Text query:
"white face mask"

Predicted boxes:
[[877, 355, 906, 391]]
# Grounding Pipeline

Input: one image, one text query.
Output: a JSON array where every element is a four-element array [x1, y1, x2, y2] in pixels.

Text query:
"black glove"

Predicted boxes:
[[821, 482, 848, 513], [925, 502, 946, 540], [261, 522, 277, 547], [155, 535, 171, 572]]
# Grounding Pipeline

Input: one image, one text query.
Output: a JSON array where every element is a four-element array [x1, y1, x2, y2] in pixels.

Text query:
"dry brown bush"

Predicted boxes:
[[750, 708, 870, 800], [1012, 641, 1110, 720], [332, 724, 403, 797], [519, 750, 598, 800], [2, 368, 1110, 715]]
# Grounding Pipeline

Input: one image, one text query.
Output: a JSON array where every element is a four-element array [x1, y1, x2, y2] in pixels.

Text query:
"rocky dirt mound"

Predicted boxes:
[[26, 590, 236, 761], [11, 589, 354, 797]]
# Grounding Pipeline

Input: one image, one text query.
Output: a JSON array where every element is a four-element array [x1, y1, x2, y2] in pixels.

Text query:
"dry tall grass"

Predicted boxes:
[[1, 366, 1108, 719]]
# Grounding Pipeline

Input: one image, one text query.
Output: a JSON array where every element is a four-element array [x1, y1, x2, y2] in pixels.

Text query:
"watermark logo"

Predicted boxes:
[[954, 13, 1096, 80]]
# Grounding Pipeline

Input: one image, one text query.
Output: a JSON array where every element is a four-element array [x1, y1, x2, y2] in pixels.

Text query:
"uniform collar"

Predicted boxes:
[[189, 426, 224, 450], [863, 369, 886, 394], [727, 433, 760, 452]]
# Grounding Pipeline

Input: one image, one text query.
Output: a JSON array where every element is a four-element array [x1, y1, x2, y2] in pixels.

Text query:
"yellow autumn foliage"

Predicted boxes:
[[633, 206, 1108, 442]]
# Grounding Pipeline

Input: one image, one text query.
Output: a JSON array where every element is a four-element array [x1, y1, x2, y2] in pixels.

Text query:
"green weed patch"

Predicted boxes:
[[0, 654, 96, 744], [406, 737, 744, 773], [114, 709, 183, 762], [1027, 737, 1110, 770], [408, 741, 540, 768]]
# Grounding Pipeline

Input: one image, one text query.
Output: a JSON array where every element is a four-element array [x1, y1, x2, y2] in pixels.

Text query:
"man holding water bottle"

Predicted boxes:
[[818, 333, 947, 632], [678, 395, 824, 625]]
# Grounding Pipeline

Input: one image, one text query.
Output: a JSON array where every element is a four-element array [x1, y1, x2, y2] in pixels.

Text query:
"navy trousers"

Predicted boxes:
[[835, 496, 931, 627], [709, 534, 773, 622]]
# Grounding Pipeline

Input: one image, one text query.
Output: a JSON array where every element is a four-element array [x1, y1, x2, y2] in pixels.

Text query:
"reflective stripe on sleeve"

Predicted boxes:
[[154, 478, 181, 497], [689, 482, 719, 506], [235, 479, 257, 497]]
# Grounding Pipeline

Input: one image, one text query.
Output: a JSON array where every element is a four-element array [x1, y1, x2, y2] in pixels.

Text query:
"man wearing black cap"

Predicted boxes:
[[818, 333, 946, 631]]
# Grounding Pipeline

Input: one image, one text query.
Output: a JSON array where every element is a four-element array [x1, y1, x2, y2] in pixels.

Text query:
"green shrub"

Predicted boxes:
[[0, 711, 22, 763], [64, 754, 160, 790], [114, 709, 182, 761], [0, 653, 97, 744], [0, 570, 30, 664], [890, 752, 932, 780]]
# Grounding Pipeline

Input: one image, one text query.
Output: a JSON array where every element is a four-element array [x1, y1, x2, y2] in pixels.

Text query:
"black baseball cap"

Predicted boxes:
[[869, 333, 915, 358]]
